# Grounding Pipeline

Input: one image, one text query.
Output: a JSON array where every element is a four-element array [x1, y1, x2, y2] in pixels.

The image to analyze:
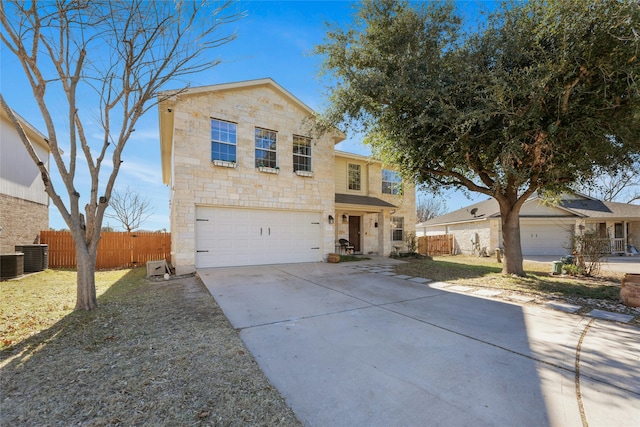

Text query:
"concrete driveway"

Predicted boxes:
[[198, 260, 640, 427]]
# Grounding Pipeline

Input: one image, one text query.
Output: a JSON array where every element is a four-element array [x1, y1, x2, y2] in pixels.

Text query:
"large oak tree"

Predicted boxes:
[[1, 0, 243, 309], [316, 0, 640, 275]]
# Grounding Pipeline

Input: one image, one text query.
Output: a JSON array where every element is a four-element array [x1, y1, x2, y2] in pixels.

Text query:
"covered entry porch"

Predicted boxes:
[[334, 194, 397, 256], [581, 219, 640, 255]]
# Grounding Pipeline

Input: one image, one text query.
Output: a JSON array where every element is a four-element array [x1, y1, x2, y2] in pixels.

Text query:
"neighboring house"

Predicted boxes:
[[416, 193, 640, 257], [0, 105, 49, 253], [158, 78, 415, 274]]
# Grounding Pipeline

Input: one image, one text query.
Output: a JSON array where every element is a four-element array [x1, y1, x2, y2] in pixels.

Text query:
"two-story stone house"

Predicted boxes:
[[158, 79, 414, 274]]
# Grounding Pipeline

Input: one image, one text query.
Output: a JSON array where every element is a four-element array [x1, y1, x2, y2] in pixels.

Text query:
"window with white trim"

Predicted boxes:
[[255, 127, 277, 168], [348, 163, 361, 191], [211, 119, 237, 162], [293, 135, 312, 172], [391, 216, 404, 241], [382, 169, 402, 195]]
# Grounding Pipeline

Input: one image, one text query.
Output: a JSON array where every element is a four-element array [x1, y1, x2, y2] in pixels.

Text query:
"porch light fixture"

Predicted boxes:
[[328, 215, 335, 224], [342, 214, 348, 222]]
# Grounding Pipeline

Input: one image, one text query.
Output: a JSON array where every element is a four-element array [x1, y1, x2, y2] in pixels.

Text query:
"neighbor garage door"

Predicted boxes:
[[520, 222, 573, 256], [195, 207, 322, 268]]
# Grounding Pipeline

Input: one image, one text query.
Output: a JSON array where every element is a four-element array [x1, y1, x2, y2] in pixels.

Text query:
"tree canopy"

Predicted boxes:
[[316, 0, 640, 275]]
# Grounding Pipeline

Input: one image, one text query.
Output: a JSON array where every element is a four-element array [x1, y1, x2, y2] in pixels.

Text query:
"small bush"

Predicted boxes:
[[571, 231, 609, 276], [404, 231, 417, 254], [562, 263, 583, 276]]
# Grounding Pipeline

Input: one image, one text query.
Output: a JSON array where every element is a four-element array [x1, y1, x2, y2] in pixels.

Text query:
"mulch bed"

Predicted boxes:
[[1, 274, 302, 426]]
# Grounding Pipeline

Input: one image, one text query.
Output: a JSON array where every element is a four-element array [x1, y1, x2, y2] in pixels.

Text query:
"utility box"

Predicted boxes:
[[146, 260, 169, 278], [551, 261, 563, 275], [15, 244, 48, 272], [1, 253, 24, 279]]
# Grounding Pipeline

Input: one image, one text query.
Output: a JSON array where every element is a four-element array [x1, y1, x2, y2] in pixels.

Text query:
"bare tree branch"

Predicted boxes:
[[416, 195, 447, 222], [105, 186, 155, 232], [1, 0, 244, 310], [577, 163, 640, 204]]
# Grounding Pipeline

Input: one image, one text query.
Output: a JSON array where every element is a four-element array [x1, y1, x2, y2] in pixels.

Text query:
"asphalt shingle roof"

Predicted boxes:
[[561, 199, 640, 219], [419, 195, 640, 227], [335, 194, 397, 208]]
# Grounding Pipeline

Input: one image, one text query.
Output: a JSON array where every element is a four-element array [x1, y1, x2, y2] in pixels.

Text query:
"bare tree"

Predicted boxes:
[[416, 196, 447, 223], [1, 1, 243, 310], [105, 186, 155, 232], [577, 163, 640, 204]]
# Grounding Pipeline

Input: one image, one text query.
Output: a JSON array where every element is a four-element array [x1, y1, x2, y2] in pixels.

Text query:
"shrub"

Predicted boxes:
[[571, 231, 609, 276]]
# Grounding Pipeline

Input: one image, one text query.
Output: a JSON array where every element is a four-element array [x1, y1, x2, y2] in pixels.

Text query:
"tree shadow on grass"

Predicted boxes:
[[395, 258, 621, 300], [1, 267, 300, 426], [395, 258, 503, 281], [505, 274, 621, 300], [1, 267, 145, 364]]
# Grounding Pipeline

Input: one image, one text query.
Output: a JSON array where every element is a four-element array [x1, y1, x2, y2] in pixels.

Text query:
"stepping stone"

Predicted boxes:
[[473, 289, 503, 297], [379, 271, 397, 276], [448, 285, 473, 292], [428, 282, 451, 289], [408, 277, 432, 284], [393, 275, 413, 280], [506, 294, 535, 304], [545, 301, 582, 313], [587, 309, 634, 323]]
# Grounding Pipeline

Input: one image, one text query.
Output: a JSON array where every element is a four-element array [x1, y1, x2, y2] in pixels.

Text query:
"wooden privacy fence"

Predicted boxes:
[[418, 234, 454, 256], [40, 230, 170, 269]]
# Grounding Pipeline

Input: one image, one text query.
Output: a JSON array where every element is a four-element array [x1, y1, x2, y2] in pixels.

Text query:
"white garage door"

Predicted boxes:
[[195, 207, 322, 268], [520, 222, 573, 256]]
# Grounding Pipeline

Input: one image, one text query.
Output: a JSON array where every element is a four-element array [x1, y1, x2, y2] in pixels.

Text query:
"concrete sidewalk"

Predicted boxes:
[[198, 260, 640, 427]]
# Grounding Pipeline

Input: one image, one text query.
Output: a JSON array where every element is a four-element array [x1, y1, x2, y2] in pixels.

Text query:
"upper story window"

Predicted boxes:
[[348, 163, 361, 191], [211, 119, 237, 162], [391, 216, 404, 241], [293, 135, 312, 172], [382, 169, 402, 195], [255, 127, 277, 168]]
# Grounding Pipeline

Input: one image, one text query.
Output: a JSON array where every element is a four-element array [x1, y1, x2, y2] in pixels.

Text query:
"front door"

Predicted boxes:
[[349, 216, 361, 253]]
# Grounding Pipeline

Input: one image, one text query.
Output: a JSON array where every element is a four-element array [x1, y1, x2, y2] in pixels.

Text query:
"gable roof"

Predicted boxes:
[[159, 78, 316, 115], [419, 194, 640, 227], [0, 104, 49, 152], [158, 78, 346, 185], [419, 198, 499, 227], [560, 198, 640, 219]]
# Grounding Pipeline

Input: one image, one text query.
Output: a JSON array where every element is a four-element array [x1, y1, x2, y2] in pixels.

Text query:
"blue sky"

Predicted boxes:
[[2, 0, 491, 231]]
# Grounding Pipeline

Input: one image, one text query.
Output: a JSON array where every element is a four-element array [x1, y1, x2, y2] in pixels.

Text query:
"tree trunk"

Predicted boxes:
[[500, 204, 525, 277], [75, 244, 98, 311]]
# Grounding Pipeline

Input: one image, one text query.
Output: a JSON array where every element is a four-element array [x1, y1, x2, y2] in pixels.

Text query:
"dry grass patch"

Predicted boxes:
[[1, 268, 301, 426], [395, 255, 639, 326]]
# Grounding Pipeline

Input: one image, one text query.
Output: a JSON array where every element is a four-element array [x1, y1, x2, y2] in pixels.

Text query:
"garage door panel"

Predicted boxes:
[[196, 207, 321, 268], [520, 223, 572, 256]]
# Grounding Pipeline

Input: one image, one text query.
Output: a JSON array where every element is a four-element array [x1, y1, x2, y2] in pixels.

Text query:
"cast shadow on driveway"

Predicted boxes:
[[198, 262, 640, 427]]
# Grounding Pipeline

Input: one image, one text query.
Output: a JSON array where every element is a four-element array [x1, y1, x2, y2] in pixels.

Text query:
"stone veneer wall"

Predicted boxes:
[[0, 194, 48, 253], [169, 85, 336, 274], [448, 221, 494, 255], [333, 160, 415, 256]]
